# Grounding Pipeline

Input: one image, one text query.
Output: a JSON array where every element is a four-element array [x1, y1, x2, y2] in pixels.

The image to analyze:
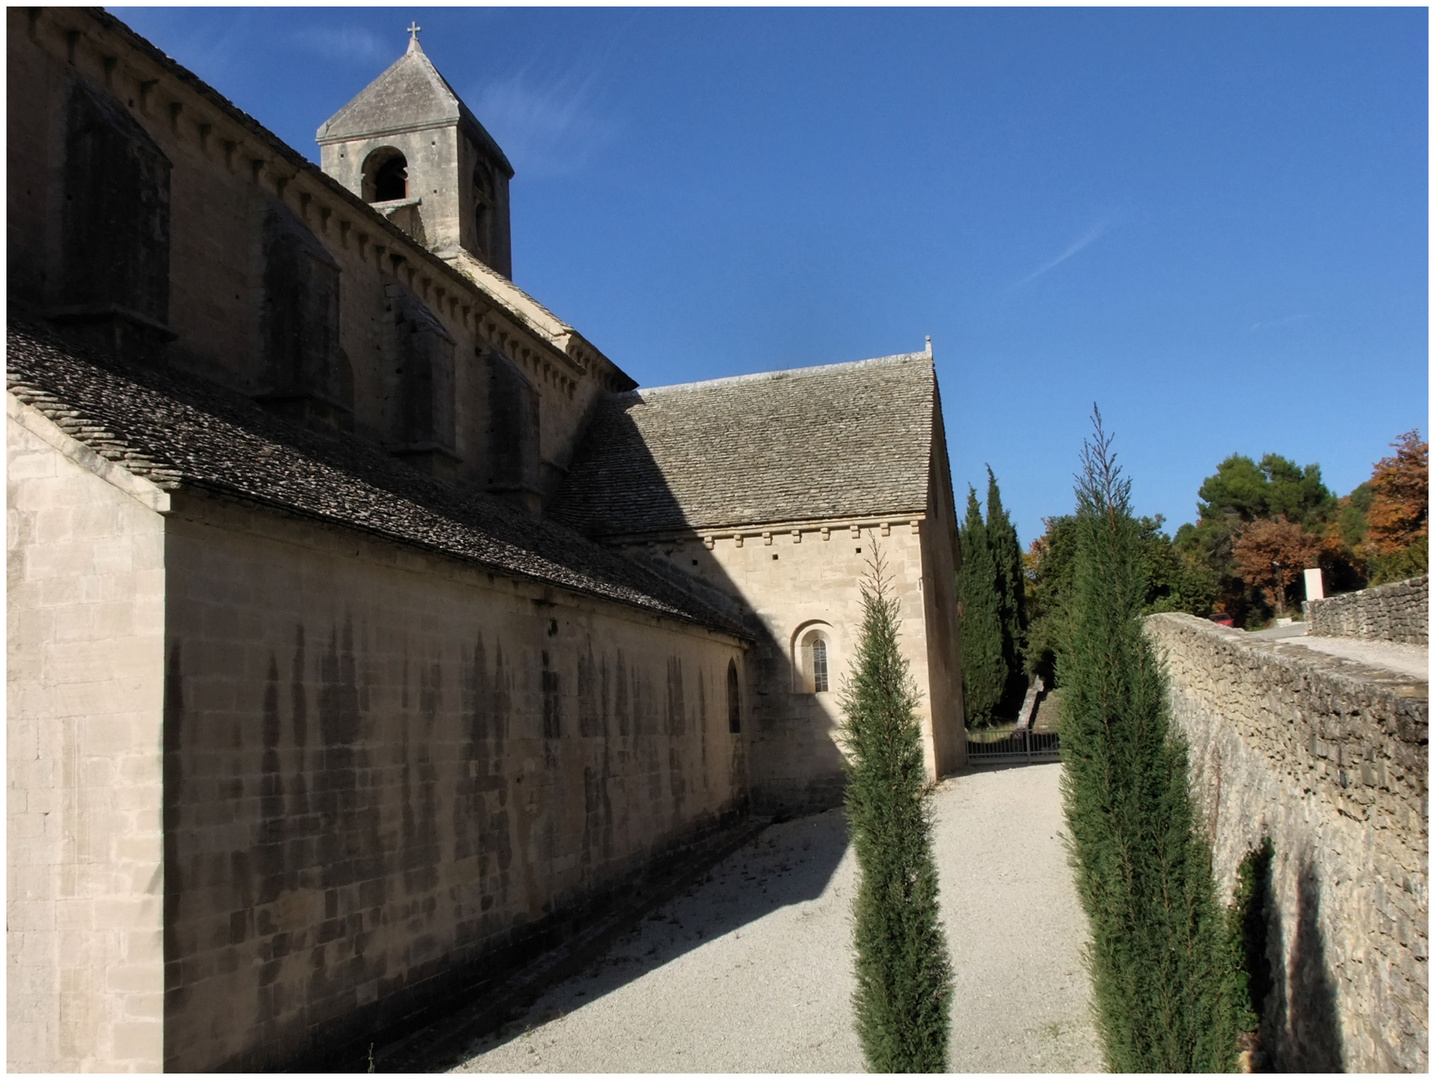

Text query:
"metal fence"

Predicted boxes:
[[965, 729, 1061, 766]]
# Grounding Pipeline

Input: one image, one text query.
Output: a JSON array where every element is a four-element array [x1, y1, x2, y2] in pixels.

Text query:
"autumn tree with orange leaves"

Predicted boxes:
[[1366, 431, 1428, 562], [1232, 517, 1322, 617]]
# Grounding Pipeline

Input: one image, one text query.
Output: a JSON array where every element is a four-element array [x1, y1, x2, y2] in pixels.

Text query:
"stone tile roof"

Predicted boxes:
[[5, 320, 742, 635], [552, 353, 936, 537], [315, 38, 511, 174]]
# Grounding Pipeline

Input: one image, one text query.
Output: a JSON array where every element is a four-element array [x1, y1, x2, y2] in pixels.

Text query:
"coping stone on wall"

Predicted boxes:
[[1305, 575, 1429, 646]]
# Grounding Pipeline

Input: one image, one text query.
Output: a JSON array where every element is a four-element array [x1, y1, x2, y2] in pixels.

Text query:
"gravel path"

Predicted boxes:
[[451, 763, 1100, 1073]]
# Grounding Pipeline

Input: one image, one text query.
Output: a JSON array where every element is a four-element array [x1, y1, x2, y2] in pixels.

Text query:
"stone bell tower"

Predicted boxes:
[[316, 25, 514, 277]]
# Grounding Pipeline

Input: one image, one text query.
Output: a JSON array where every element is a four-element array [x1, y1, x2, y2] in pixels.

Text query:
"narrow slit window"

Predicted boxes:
[[727, 660, 741, 733], [812, 638, 828, 692]]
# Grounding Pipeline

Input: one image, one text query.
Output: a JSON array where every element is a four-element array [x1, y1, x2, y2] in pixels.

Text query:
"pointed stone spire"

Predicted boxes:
[[316, 30, 515, 275]]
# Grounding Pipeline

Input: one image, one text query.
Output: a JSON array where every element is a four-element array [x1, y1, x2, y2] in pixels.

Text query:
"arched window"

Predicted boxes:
[[797, 626, 834, 694], [727, 660, 741, 733], [362, 147, 408, 203]]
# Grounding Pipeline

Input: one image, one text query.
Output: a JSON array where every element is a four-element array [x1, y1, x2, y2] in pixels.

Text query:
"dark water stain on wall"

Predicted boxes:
[[489, 641, 514, 895], [614, 649, 631, 738], [316, 615, 368, 890], [404, 661, 441, 895], [287, 625, 311, 824], [291, 625, 308, 753], [258, 655, 286, 904], [577, 641, 601, 738], [665, 656, 686, 738], [665, 656, 688, 819], [698, 668, 709, 789], [455, 635, 487, 865], [578, 639, 616, 883], [541, 649, 561, 772]]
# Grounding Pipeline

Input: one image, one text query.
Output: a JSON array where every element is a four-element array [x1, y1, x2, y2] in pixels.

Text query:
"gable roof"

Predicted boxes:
[[5, 320, 741, 636], [551, 352, 937, 538], [315, 37, 512, 175]]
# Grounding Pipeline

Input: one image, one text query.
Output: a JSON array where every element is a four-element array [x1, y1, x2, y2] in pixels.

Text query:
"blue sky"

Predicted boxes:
[[113, 6, 1428, 545]]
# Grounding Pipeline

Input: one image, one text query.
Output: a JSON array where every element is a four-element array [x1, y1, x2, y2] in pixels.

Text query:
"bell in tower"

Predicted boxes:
[[316, 25, 514, 277]]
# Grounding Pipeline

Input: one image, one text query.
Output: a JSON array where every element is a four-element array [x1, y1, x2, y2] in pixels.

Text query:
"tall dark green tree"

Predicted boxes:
[[957, 486, 1004, 726], [1060, 411, 1240, 1072], [985, 467, 1028, 712], [841, 546, 952, 1072]]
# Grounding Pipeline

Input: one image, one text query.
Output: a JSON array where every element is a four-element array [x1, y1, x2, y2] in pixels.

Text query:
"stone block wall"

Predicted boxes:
[[1306, 575, 1429, 645], [7, 396, 169, 1072], [1146, 613, 1428, 1072], [160, 493, 749, 1070], [620, 510, 962, 814], [9, 8, 622, 507]]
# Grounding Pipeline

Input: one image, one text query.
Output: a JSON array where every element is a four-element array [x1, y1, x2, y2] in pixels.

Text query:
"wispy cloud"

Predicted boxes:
[[1249, 313, 1309, 333], [1021, 220, 1110, 284], [468, 64, 619, 177], [290, 26, 389, 65], [111, 8, 261, 88]]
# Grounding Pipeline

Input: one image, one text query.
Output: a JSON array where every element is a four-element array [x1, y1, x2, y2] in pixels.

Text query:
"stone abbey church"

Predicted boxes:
[[7, 8, 964, 1071]]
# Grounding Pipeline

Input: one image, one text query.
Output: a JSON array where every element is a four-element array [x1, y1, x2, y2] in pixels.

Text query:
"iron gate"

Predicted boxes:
[[965, 728, 1061, 766]]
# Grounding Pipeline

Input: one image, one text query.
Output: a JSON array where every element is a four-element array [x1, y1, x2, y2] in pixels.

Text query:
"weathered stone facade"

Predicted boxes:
[[1306, 575, 1429, 646], [1146, 613, 1428, 1072], [554, 362, 967, 810], [7, 397, 168, 1072], [158, 496, 748, 1070], [7, 7, 965, 1072]]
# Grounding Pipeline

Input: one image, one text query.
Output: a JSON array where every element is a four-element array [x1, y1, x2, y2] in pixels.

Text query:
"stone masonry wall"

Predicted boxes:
[[9, 9, 620, 504], [160, 493, 748, 1071], [1146, 613, 1428, 1071], [7, 396, 169, 1072], [1306, 575, 1429, 645], [620, 513, 959, 814]]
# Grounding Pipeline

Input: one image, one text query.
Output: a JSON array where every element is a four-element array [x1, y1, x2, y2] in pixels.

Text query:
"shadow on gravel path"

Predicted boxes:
[[443, 762, 1100, 1073], [369, 812, 849, 1072]]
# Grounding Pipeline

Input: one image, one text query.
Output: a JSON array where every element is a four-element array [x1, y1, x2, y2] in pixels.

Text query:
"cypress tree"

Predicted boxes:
[[957, 486, 1005, 726], [985, 466, 1028, 712], [841, 546, 952, 1072], [1059, 411, 1240, 1072]]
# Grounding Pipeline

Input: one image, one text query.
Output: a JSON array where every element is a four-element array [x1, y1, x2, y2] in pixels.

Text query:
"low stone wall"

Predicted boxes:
[[1305, 575, 1429, 645], [1146, 613, 1428, 1072]]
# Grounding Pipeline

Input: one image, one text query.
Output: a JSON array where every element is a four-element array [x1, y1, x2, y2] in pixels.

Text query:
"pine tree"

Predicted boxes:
[[957, 487, 1005, 726], [1059, 410, 1240, 1072], [841, 545, 952, 1073], [985, 466, 1028, 711]]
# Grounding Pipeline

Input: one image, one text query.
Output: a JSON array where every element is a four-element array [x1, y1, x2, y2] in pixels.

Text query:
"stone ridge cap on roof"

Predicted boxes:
[[628, 351, 932, 399]]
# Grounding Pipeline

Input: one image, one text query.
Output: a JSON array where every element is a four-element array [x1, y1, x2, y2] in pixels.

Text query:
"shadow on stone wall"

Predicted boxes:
[[1265, 853, 1343, 1072], [557, 398, 855, 816]]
